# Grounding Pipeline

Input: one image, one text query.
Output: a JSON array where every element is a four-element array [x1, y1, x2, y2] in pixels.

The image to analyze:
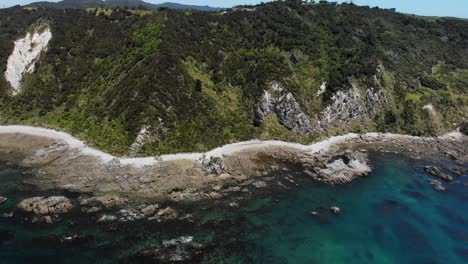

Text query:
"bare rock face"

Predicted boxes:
[[307, 152, 371, 184], [127, 125, 151, 157], [17, 196, 73, 223], [319, 83, 387, 130], [5, 24, 52, 95], [254, 81, 313, 134], [254, 81, 386, 134]]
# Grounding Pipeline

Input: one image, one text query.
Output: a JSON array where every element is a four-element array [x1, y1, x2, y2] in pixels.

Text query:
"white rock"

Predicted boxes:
[[5, 27, 52, 95]]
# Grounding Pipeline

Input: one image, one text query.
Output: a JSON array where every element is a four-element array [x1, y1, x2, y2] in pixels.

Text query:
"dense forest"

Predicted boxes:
[[0, 0, 467, 156]]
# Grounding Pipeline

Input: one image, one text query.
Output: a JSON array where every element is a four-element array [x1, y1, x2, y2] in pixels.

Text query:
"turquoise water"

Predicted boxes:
[[225, 153, 468, 264], [0, 152, 467, 263]]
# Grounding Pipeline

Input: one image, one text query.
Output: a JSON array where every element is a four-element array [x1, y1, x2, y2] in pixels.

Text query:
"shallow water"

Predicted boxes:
[[224, 153, 468, 264], [0, 152, 467, 263]]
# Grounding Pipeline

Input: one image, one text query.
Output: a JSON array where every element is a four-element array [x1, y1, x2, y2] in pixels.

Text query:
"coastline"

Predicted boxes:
[[0, 124, 466, 227], [0, 124, 465, 203], [0, 125, 463, 168]]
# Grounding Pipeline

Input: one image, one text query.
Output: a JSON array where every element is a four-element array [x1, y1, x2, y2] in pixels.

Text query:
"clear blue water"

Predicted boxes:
[[225, 153, 468, 264], [0, 152, 467, 263]]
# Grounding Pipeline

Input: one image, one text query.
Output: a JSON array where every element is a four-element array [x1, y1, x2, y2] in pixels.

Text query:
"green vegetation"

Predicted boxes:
[[0, 1, 466, 155]]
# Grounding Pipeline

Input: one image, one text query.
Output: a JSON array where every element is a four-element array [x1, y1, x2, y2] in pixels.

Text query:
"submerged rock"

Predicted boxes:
[[118, 208, 145, 222], [252, 181, 267, 188], [429, 179, 447, 192], [330, 206, 341, 214], [2, 212, 14, 218], [425, 166, 453, 182], [131, 236, 205, 263], [97, 214, 117, 223]]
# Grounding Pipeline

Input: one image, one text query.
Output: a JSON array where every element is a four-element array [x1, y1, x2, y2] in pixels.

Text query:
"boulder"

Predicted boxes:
[[149, 207, 178, 222], [17, 196, 73, 215], [330, 206, 341, 214], [425, 166, 453, 182], [202, 157, 225, 175], [0, 196, 7, 204], [140, 204, 160, 216], [429, 179, 447, 191]]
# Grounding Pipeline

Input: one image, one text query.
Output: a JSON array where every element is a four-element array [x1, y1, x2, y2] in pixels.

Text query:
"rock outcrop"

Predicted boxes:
[[306, 152, 371, 184], [254, 81, 313, 134], [149, 207, 178, 222], [5, 24, 52, 95], [255, 81, 387, 134], [425, 166, 453, 182], [319, 83, 387, 130], [127, 125, 151, 157], [17, 196, 73, 223], [17, 196, 73, 215]]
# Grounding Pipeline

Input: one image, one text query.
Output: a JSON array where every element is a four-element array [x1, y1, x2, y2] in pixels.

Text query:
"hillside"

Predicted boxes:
[[0, 0, 467, 156], [26, 0, 222, 11]]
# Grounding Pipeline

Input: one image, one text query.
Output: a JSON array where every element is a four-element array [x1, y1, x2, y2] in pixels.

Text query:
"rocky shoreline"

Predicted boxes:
[[0, 130, 466, 263], [0, 130, 466, 225]]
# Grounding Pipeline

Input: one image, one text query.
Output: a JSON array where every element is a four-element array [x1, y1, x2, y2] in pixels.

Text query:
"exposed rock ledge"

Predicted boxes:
[[307, 152, 371, 184], [0, 125, 465, 202], [17, 196, 73, 224]]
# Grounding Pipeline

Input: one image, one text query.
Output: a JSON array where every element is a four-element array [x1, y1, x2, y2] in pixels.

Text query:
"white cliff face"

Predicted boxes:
[[5, 27, 52, 95]]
